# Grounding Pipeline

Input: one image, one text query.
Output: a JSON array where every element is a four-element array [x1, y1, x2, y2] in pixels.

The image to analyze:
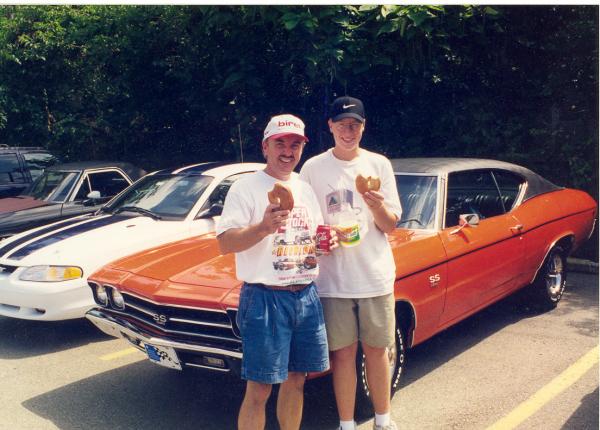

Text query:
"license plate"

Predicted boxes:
[[144, 343, 182, 370]]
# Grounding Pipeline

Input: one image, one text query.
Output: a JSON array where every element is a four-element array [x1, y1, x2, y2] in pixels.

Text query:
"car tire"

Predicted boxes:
[[355, 325, 405, 419], [529, 245, 567, 310]]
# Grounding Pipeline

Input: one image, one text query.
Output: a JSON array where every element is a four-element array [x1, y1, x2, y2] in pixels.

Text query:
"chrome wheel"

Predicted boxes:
[[545, 252, 564, 299], [530, 245, 566, 310]]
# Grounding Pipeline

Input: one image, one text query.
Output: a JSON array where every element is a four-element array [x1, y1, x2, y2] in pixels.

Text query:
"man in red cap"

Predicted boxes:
[[217, 114, 333, 430]]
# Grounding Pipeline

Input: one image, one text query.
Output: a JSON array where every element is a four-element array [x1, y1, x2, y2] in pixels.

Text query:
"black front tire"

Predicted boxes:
[[355, 325, 405, 419], [529, 245, 567, 310]]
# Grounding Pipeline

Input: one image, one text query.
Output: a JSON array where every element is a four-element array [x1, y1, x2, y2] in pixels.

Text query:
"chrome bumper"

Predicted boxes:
[[86, 308, 243, 360]]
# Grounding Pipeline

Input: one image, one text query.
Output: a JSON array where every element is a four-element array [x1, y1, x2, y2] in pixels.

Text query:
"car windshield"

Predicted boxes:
[[395, 174, 438, 230], [105, 174, 213, 220], [22, 152, 60, 181], [23, 170, 81, 202]]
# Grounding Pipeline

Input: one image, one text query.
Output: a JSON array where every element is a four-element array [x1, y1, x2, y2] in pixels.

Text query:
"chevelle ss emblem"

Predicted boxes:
[[153, 314, 168, 325], [429, 274, 441, 288]]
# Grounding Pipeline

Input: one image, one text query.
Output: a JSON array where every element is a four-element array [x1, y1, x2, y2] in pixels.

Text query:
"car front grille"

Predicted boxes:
[[88, 281, 241, 352], [121, 292, 241, 350]]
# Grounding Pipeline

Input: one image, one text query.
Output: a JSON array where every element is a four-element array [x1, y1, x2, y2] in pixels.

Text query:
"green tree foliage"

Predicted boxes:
[[0, 5, 597, 201]]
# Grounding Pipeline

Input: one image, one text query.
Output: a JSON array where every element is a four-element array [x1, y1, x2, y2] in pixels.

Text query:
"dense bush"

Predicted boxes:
[[0, 5, 597, 256]]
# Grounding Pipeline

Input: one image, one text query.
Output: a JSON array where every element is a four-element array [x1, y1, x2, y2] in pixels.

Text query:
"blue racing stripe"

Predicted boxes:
[[0, 216, 93, 257], [6, 214, 132, 261]]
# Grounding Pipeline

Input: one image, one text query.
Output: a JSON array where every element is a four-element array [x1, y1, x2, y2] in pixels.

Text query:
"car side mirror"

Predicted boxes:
[[196, 203, 224, 219], [83, 190, 102, 206], [450, 213, 480, 235]]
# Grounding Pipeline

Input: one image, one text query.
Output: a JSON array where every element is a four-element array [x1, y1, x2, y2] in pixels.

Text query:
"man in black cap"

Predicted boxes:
[[300, 97, 402, 430]]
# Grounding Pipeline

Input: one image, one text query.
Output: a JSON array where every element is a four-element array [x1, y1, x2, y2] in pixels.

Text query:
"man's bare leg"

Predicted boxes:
[[277, 371, 306, 430], [331, 342, 359, 421], [239, 381, 272, 430]]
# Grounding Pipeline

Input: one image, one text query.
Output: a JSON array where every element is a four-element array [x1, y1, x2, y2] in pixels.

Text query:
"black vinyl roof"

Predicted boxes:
[[390, 157, 561, 201]]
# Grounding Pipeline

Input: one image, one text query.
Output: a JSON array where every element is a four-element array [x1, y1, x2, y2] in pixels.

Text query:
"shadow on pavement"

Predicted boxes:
[[19, 273, 599, 429], [402, 273, 598, 389], [562, 387, 599, 430], [22, 361, 340, 430], [0, 316, 111, 359]]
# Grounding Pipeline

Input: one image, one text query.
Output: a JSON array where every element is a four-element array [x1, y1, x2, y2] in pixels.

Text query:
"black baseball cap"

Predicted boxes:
[[330, 96, 365, 123]]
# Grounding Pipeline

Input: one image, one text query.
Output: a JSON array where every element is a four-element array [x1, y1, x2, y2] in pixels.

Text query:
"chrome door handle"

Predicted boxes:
[[510, 224, 523, 232]]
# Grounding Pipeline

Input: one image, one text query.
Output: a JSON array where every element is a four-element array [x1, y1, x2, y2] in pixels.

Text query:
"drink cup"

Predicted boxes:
[[338, 221, 360, 247]]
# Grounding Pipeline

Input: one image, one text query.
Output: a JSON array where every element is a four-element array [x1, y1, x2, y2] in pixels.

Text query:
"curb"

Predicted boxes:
[[567, 258, 599, 274]]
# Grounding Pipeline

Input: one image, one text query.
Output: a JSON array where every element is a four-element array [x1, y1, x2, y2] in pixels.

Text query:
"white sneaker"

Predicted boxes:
[[373, 420, 398, 430]]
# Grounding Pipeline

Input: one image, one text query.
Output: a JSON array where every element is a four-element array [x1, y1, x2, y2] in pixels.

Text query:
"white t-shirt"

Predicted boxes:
[[299, 148, 402, 298], [216, 170, 323, 286]]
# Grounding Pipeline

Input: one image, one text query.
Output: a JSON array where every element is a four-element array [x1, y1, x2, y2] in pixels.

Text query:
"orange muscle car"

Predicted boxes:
[[85, 158, 597, 412]]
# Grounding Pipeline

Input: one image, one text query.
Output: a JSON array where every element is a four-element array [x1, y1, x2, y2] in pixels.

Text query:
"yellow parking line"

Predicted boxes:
[[100, 347, 140, 361], [486, 345, 599, 430]]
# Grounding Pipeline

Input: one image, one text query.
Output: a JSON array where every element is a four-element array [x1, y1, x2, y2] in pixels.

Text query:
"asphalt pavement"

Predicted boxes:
[[0, 271, 597, 430]]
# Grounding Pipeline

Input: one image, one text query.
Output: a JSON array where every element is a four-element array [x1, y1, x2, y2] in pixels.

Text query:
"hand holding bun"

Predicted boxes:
[[355, 174, 381, 194], [268, 183, 294, 211]]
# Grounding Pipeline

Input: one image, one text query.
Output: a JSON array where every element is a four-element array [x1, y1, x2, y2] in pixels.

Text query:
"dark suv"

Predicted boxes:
[[0, 145, 61, 198]]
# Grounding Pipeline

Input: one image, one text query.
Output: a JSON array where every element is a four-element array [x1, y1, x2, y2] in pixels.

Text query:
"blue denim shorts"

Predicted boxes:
[[237, 282, 329, 384]]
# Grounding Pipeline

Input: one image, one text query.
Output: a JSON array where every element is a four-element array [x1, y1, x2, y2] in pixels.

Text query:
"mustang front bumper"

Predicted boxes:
[[0, 274, 94, 320]]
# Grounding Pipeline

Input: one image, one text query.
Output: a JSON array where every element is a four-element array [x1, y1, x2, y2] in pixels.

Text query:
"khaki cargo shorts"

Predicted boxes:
[[320, 293, 396, 351]]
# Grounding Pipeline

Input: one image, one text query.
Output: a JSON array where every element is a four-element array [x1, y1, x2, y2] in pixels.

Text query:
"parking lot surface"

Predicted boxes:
[[0, 272, 597, 430]]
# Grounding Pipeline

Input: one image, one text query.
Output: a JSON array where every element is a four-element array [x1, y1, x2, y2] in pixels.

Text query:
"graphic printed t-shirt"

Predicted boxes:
[[216, 171, 323, 286], [299, 148, 402, 298]]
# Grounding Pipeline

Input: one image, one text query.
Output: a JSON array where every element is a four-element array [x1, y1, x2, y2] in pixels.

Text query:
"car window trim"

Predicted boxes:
[[85, 168, 133, 199], [490, 168, 528, 213], [442, 169, 510, 229], [77, 175, 92, 201], [68, 168, 133, 203]]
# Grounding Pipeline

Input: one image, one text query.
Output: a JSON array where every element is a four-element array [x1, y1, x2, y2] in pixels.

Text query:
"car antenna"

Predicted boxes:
[[238, 124, 244, 163]]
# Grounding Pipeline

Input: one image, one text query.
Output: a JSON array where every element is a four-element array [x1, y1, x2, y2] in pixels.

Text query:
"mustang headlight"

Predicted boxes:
[[19, 265, 83, 282]]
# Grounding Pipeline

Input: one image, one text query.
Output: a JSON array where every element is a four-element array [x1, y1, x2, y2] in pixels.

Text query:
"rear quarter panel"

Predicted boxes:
[[515, 189, 596, 283]]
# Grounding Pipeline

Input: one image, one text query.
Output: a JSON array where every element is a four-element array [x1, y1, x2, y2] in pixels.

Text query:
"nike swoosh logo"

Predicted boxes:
[[342, 104, 356, 109]]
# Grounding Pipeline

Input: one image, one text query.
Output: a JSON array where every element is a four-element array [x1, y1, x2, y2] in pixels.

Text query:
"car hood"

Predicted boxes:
[[0, 213, 201, 270], [96, 233, 240, 308], [107, 233, 237, 288], [0, 196, 51, 214], [92, 228, 447, 310]]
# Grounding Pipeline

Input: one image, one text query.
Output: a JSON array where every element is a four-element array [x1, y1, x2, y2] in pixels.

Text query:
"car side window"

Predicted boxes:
[[492, 170, 525, 211], [195, 172, 249, 218], [87, 171, 130, 198], [445, 170, 505, 228], [0, 153, 26, 184], [74, 176, 92, 201]]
